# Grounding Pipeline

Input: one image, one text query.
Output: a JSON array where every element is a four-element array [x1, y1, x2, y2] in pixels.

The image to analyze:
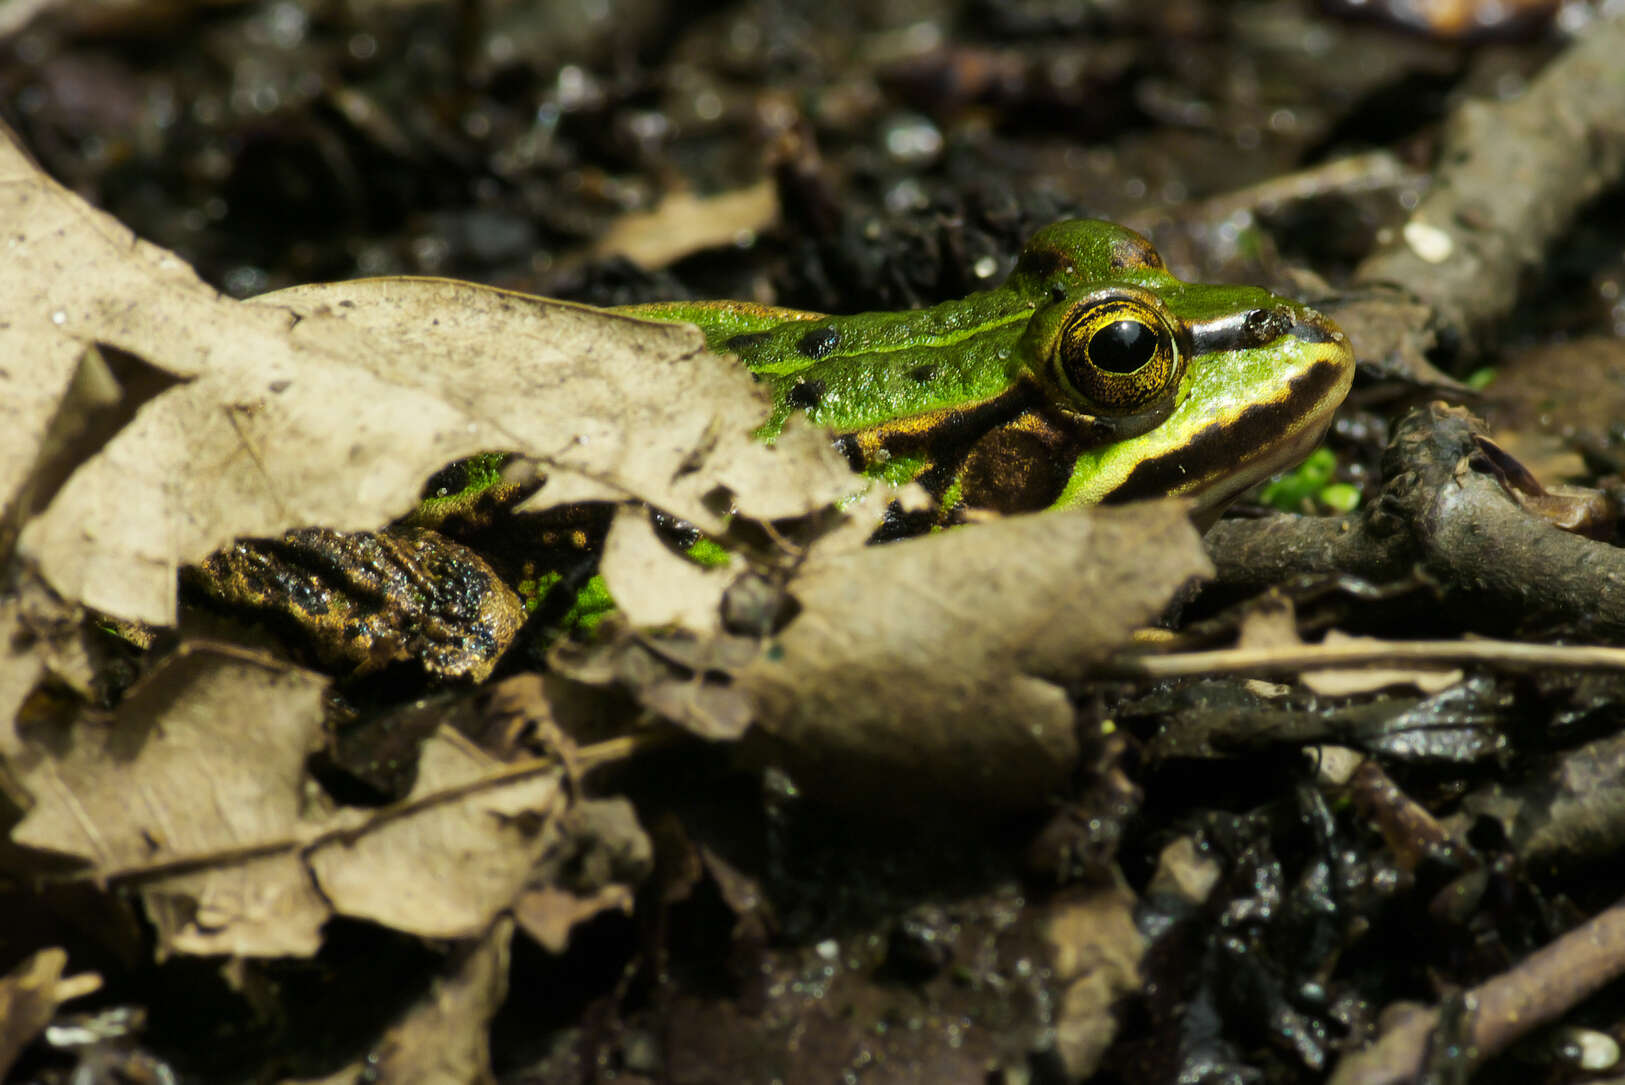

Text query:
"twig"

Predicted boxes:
[[1352, 16, 1625, 357], [1329, 895, 1625, 1085], [36, 732, 654, 888], [1203, 405, 1625, 639], [1105, 638, 1625, 680]]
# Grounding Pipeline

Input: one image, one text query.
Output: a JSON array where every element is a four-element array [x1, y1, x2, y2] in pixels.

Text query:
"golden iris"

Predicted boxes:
[[1053, 296, 1182, 413]]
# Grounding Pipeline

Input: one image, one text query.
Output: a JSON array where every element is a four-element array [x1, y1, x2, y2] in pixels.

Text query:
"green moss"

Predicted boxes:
[[1319, 482, 1361, 513], [1259, 447, 1336, 511], [406, 452, 515, 530], [561, 574, 617, 635], [684, 535, 732, 568], [517, 570, 565, 614]]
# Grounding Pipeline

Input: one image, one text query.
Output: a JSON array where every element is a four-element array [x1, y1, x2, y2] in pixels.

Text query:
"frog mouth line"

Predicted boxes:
[[1099, 351, 1354, 508]]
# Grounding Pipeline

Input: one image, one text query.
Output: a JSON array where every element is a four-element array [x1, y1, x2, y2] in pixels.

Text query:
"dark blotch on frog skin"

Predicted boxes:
[[787, 378, 826, 410], [1108, 233, 1164, 271], [797, 326, 840, 359], [834, 433, 866, 471], [726, 331, 772, 353], [1015, 246, 1061, 280], [908, 363, 938, 384]]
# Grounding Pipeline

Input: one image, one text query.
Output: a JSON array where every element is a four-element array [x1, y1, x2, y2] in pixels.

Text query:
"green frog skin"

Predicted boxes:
[[617, 220, 1355, 519]]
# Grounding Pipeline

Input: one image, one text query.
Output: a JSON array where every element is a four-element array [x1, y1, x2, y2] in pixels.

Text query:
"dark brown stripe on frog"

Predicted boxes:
[[1101, 358, 1346, 504], [837, 380, 1046, 470], [726, 330, 773, 353]]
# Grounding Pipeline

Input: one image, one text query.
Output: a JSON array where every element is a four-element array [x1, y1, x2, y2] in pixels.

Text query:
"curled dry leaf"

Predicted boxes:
[[733, 499, 1211, 811], [250, 276, 856, 530], [1, 130, 464, 624], [0, 126, 855, 627]]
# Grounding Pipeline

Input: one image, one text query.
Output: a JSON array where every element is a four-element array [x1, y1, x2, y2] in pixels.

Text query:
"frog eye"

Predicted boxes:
[[1052, 296, 1183, 413]]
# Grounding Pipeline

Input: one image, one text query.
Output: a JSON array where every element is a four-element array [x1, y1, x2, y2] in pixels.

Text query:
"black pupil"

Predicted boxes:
[[1090, 320, 1157, 373]]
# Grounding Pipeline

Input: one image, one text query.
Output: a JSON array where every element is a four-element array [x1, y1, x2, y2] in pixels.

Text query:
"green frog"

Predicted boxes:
[[193, 220, 1354, 678], [616, 219, 1354, 521]]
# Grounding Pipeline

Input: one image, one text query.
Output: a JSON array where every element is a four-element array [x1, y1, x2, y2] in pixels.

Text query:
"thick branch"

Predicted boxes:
[[1204, 404, 1625, 639]]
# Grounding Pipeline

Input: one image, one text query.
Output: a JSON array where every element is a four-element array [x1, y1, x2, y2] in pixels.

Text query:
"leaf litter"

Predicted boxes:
[[0, 125, 855, 627], [1, 114, 1222, 1077]]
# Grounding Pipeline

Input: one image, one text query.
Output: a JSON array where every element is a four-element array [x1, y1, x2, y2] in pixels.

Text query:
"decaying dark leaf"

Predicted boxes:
[[512, 796, 651, 953], [370, 919, 513, 1085], [190, 526, 526, 682]]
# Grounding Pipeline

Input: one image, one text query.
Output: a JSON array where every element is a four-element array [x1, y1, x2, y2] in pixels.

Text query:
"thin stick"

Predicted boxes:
[[1105, 638, 1625, 680]]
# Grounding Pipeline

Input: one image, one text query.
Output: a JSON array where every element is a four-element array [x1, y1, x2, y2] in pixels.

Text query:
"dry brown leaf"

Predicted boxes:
[[9, 647, 577, 954], [10, 644, 335, 956], [589, 181, 780, 271], [513, 795, 650, 953], [1238, 600, 1462, 695], [552, 631, 759, 742], [1044, 882, 1145, 1079], [513, 884, 634, 953], [371, 919, 513, 1085], [0, 125, 856, 628], [0, 604, 46, 760], [736, 500, 1211, 811], [1146, 836, 1223, 906], [253, 277, 855, 529], [308, 728, 566, 940], [1235, 595, 1304, 650]]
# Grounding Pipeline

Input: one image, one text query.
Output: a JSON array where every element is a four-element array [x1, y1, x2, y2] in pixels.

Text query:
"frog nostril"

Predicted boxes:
[[1243, 307, 1291, 345]]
